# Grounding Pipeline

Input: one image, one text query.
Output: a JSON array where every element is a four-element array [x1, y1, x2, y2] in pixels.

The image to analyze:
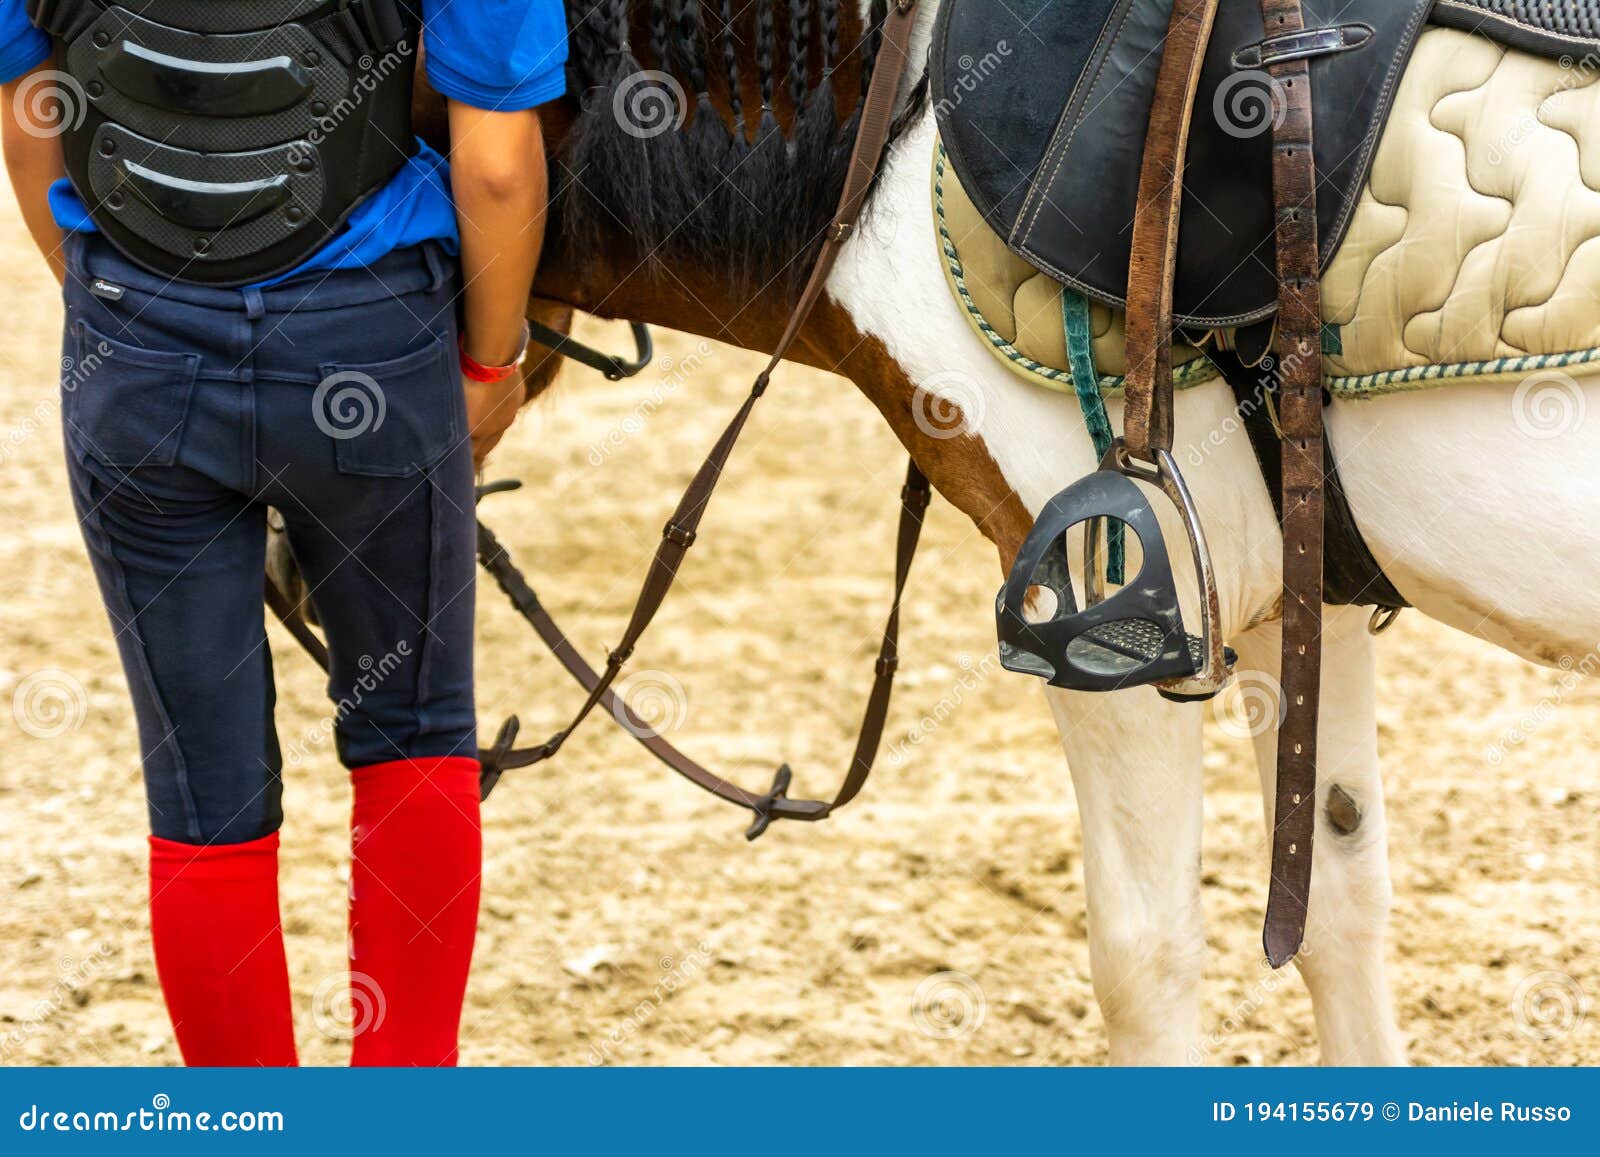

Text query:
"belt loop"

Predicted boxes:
[[242, 285, 266, 321], [422, 241, 449, 292], [64, 230, 88, 281]]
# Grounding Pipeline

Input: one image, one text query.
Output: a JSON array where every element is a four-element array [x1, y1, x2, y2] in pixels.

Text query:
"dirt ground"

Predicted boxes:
[[0, 187, 1596, 1068]]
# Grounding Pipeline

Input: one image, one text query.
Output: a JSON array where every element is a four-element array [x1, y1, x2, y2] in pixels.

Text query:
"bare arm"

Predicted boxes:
[[447, 100, 549, 466], [1, 60, 68, 285]]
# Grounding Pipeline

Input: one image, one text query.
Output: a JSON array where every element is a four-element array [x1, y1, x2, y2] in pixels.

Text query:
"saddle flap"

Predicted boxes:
[[934, 0, 1434, 327]]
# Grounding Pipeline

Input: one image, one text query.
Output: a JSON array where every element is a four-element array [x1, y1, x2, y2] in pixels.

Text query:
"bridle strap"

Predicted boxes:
[[476, 460, 929, 839], [1260, 0, 1326, 968], [264, 577, 328, 668], [525, 317, 654, 382], [478, 0, 925, 834]]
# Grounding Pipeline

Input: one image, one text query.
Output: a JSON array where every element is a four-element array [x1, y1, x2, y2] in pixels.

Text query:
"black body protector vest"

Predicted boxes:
[[29, 0, 421, 285]]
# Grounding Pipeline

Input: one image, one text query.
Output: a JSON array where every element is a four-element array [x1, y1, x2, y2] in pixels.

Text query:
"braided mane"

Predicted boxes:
[[559, 1, 927, 299]]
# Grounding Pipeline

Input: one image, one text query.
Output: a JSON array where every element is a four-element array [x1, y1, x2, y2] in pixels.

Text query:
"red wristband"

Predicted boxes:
[[459, 325, 529, 384]]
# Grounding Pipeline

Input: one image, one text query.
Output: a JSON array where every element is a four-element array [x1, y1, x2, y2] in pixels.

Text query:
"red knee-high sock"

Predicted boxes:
[[348, 756, 482, 1066], [148, 833, 298, 1067]]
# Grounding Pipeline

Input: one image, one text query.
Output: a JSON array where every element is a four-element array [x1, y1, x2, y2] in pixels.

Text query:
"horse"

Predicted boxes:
[[400, 1, 1600, 1065]]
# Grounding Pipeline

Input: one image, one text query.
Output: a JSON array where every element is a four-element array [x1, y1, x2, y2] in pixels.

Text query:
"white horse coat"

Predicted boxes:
[[828, 8, 1600, 1064]]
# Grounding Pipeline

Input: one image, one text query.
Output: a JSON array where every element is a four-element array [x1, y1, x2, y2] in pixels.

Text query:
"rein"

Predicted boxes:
[[269, 0, 927, 841]]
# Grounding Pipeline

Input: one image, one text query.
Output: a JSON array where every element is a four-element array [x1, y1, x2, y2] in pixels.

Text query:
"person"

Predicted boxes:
[[0, 0, 566, 1066]]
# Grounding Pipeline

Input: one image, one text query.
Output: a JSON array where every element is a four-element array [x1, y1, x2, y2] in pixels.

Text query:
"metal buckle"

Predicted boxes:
[[996, 440, 1232, 699]]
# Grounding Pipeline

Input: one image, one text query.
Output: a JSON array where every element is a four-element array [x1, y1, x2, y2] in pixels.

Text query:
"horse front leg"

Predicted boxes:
[[1047, 686, 1206, 1064], [1232, 605, 1406, 1065]]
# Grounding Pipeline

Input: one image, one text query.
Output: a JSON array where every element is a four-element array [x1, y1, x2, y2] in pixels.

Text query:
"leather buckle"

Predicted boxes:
[[479, 715, 521, 802], [875, 655, 900, 678], [1231, 23, 1373, 70], [744, 765, 831, 841], [663, 521, 698, 549]]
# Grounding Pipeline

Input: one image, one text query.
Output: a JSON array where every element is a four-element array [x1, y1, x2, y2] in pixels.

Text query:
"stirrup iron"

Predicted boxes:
[[997, 440, 1232, 700]]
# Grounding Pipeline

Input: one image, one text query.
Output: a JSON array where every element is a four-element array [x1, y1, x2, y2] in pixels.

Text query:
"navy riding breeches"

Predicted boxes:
[[60, 234, 478, 846]]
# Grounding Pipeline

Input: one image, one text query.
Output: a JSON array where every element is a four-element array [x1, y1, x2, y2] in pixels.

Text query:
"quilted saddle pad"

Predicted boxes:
[[935, 26, 1600, 402]]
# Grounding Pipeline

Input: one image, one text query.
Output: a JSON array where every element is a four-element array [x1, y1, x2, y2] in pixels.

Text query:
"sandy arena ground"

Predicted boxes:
[[0, 185, 1596, 1067]]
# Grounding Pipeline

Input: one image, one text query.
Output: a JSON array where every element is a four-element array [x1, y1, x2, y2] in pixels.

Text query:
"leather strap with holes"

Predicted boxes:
[[1260, 0, 1326, 969]]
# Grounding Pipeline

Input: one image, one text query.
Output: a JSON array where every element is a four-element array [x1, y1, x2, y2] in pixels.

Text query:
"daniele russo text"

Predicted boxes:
[[1410, 1102, 1571, 1123]]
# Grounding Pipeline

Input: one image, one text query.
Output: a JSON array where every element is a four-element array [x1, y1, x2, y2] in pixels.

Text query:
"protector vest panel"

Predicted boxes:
[[29, 0, 422, 285]]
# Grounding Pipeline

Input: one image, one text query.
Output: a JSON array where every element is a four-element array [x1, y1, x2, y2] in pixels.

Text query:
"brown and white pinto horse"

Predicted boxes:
[[403, 1, 1600, 1065]]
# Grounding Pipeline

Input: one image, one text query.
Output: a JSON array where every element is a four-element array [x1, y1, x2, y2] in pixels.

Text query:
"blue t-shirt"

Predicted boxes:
[[0, 1, 567, 283]]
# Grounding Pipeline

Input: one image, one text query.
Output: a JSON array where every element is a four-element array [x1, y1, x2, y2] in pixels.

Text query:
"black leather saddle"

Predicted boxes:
[[933, 0, 1434, 328]]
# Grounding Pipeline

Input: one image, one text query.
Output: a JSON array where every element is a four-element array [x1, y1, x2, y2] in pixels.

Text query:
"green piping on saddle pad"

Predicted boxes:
[[933, 144, 1219, 400], [1325, 347, 1600, 397]]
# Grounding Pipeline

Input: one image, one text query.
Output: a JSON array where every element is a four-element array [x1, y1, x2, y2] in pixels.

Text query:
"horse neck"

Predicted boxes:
[[528, 1, 924, 366]]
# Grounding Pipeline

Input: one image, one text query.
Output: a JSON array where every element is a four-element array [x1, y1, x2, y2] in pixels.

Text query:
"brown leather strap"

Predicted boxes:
[[264, 577, 327, 668], [1122, 0, 1325, 966], [477, 0, 925, 830], [477, 461, 929, 839], [1260, 0, 1326, 968], [1123, 0, 1220, 460]]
